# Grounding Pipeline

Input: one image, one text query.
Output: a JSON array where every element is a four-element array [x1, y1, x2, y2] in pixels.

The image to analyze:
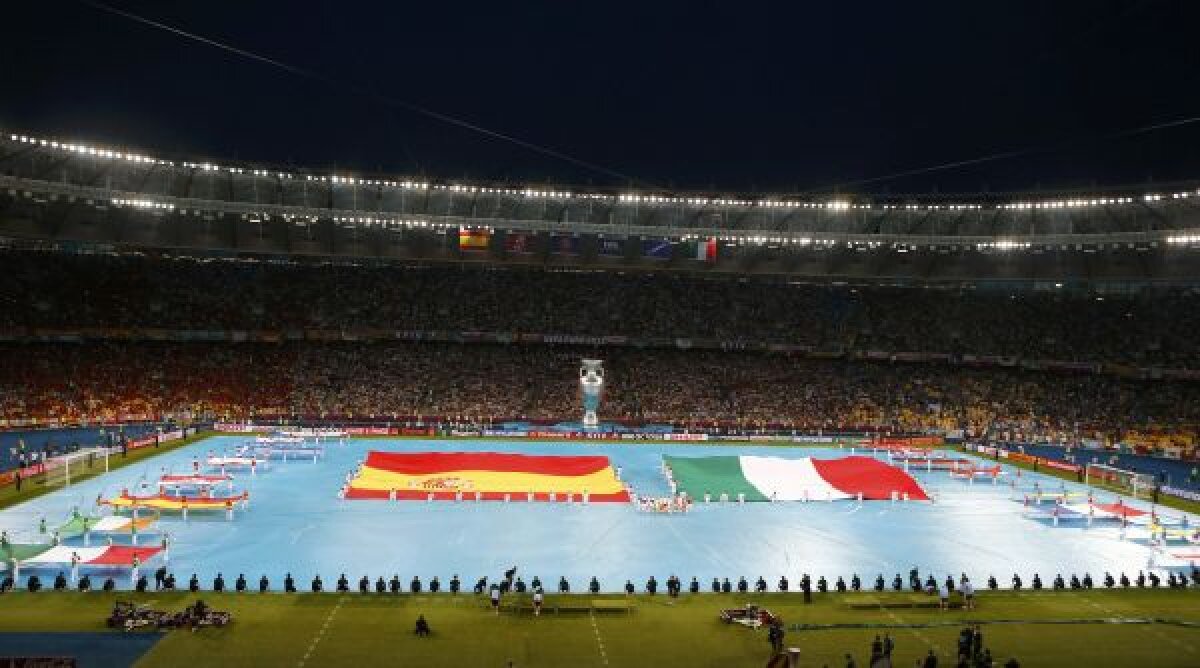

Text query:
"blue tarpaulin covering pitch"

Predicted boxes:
[[0, 632, 163, 668]]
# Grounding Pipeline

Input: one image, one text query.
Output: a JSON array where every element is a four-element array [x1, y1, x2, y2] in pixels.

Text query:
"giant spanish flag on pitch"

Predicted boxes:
[[346, 451, 630, 502]]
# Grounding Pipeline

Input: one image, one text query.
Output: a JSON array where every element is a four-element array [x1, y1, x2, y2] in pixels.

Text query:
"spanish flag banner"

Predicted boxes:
[[346, 451, 630, 502], [458, 228, 491, 250]]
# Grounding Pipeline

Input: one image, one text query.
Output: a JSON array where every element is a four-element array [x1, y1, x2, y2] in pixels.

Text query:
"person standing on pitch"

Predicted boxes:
[[767, 620, 785, 655], [490, 583, 502, 615]]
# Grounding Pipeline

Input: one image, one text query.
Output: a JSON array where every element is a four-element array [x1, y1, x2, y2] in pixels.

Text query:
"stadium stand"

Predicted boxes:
[[2, 130, 1199, 468], [1, 251, 1199, 367], [0, 341, 1197, 459]]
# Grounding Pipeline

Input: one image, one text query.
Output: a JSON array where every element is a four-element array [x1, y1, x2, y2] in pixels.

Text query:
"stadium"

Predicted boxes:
[[2, 3, 1200, 667]]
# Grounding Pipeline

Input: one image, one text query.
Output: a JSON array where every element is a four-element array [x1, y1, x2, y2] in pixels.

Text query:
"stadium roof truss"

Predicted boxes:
[[3, 132, 1200, 253]]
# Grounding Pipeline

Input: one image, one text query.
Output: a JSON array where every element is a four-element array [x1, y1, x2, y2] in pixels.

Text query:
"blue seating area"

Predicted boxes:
[[0, 424, 163, 471], [1002, 443, 1200, 490]]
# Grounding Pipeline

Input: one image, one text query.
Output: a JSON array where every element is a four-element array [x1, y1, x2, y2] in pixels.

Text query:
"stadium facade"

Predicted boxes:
[[3, 131, 1200, 284]]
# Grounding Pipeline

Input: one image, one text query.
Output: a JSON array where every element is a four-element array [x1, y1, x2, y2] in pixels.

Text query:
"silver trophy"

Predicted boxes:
[[580, 359, 605, 428]]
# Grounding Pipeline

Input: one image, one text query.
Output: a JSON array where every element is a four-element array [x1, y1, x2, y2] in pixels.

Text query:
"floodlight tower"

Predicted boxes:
[[580, 359, 605, 428]]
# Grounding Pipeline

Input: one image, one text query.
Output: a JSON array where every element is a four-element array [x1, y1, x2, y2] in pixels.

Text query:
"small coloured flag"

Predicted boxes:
[[642, 239, 673, 260], [504, 232, 535, 254], [550, 235, 580, 255], [458, 228, 490, 251], [686, 237, 718, 262], [598, 239, 624, 256]]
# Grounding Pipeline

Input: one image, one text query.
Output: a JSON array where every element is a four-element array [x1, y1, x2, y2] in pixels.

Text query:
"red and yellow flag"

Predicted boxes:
[[346, 451, 630, 502], [458, 228, 491, 250]]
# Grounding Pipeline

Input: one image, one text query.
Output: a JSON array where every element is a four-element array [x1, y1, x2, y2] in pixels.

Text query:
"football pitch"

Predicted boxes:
[[2, 433, 1198, 666], [3, 434, 1194, 590], [0, 589, 1197, 667]]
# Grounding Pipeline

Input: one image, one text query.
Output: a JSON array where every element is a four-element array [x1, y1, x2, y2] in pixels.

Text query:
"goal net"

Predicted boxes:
[[1084, 463, 1156, 500], [40, 448, 109, 489]]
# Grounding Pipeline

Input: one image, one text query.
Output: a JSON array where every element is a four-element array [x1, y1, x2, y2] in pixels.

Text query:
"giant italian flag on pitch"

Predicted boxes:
[[20, 545, 163, 566], [664, 455, 928, 501]]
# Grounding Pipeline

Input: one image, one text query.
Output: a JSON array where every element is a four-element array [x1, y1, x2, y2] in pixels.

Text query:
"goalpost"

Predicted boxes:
[[41, 448, 110, 489], [1084, 463, 1155, 500]]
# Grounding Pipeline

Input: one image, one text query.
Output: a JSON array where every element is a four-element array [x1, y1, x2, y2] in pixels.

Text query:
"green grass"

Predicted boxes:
[[0, 432, 216, 512], [0, 589, 1196, 667]]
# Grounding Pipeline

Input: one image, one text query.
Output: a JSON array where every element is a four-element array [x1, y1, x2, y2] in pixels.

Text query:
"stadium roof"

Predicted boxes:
[[3, 130, 1200, 255]]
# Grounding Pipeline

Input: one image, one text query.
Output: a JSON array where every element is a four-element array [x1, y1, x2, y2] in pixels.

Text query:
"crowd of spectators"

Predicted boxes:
[[2, 251, 1199, 366], [1, 250, 1197, 451], [1, 343, 1197, 446], [0, 343, 292, 424]]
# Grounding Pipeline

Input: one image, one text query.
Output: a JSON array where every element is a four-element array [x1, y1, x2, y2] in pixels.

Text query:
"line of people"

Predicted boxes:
[[2, 566, 1197, 595]]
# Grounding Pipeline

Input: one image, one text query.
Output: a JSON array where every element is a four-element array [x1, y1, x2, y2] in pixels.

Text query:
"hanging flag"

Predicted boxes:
[[504, 232, 536, 254], [642, 239, 673, 260], [458, 228, 491, 251], [685, 237, 718, 262], [550, 235, 580, 255], [598, 238, 624, 256]]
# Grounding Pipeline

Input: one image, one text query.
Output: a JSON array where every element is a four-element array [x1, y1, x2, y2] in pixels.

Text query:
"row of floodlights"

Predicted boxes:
[[329, 217, 476, 229], [82, 198, 1197, 251], [185, 164, 294, 179], [11, 135, 169, 166], [8, 131, 1200, 212], [1001, 197, 1136, 209], [686, 235, 1030, 250], [111, 198, 175, 210]]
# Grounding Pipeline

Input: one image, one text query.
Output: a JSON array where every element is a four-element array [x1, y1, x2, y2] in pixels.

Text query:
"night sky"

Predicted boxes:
[[2, 1, 1199, 194]]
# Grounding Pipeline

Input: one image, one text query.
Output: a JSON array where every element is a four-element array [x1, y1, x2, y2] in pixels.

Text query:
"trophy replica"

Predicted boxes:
[[580, 359, 605, 428]]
